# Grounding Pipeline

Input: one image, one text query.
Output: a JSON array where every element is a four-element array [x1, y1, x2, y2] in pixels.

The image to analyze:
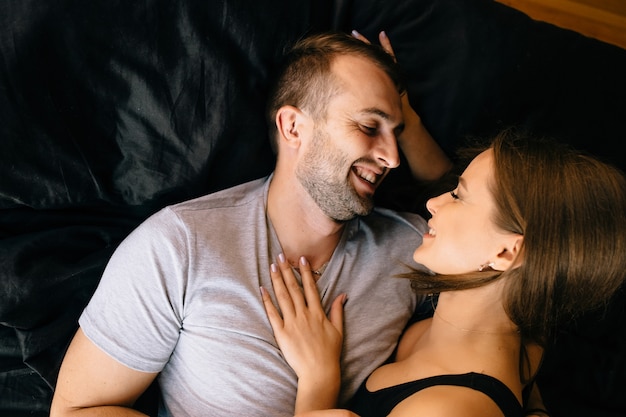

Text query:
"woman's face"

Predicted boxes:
[[413, 149, 513, 274]]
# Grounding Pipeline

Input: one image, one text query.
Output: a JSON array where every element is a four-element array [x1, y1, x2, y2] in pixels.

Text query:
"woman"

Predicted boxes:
[[261, 130, 626, 417]]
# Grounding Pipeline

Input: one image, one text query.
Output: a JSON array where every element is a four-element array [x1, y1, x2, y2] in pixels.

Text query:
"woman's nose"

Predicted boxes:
[[426, 197, 437, 217], [426, 192, 448, 216]]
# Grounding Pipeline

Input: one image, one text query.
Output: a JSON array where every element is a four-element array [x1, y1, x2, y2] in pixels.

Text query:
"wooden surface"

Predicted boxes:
[[495, 0, 626, 49]]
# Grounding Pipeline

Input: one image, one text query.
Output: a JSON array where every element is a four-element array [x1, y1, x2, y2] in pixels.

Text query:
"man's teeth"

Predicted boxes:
[[354, 166, 379, 184], [359, 171, 376, 184]]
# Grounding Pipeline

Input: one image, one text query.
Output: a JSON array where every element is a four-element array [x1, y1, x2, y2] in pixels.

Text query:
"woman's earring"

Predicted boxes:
[[478, 262, 495, 272]]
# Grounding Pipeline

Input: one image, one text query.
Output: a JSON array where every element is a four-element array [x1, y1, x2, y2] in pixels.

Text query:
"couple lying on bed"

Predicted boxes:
[[51, 31, 626, 417]]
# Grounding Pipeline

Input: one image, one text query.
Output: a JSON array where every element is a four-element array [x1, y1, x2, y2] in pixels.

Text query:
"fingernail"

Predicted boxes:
[[351, 29, 360, 37], [300, 256, 307, 266], [270, 263, 277, 273], [380, 30, 387, 38], [278, 253, 285, 263]]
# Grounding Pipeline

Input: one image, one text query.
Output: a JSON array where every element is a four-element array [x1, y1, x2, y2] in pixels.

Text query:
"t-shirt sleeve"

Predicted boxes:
[[79, 207, 188, 373]]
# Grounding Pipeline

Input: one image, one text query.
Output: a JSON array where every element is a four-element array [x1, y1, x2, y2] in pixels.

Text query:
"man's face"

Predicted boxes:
[[296, 54, 404, 222]]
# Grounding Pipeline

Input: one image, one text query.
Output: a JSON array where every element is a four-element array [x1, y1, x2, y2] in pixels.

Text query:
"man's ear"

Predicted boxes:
[[275, 105, 310, 149], [493, 234, 524, 271]]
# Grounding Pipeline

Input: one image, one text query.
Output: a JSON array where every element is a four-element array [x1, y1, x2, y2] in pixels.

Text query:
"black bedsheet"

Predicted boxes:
[[1, 1, 625, 416]]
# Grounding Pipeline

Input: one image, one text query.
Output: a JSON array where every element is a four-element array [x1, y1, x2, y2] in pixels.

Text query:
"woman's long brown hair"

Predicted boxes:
[[403, 129, 626, 347]]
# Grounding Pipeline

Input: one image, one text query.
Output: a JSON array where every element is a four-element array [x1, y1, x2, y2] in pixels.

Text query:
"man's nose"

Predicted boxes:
[[375, 134, 400, 169]]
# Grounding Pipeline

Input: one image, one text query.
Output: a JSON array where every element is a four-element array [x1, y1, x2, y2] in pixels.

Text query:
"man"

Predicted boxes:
[[50, 31, 451, 417]]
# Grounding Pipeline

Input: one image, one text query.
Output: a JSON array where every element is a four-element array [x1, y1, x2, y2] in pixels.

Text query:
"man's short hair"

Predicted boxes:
[[266, 31, 405, 153]]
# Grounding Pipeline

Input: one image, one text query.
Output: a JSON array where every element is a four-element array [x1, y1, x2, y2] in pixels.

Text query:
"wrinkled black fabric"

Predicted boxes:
[[1, 1, 625, 416], [334, 0, 626, 165]]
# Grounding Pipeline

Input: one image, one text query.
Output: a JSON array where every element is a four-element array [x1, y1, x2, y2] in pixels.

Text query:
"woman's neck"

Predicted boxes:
[[432, 287, 519, 338]]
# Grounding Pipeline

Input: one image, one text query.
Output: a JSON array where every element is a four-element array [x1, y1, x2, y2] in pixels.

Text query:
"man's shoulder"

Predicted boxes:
[[169, 176, 268, 213], [366, 206, 428, 232]]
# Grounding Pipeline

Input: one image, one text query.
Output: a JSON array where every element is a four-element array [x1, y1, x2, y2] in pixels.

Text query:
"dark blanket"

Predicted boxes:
[[1, 1, 625, 416]]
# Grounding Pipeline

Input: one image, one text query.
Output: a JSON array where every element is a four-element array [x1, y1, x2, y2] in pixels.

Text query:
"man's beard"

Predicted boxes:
[[296, 129, 375, 222]]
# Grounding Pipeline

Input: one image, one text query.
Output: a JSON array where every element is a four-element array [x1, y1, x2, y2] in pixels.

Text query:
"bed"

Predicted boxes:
[[1, 1, 625, 416]]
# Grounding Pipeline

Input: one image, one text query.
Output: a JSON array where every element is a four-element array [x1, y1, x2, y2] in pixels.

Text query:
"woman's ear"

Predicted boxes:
[[275, 105, 310, 149], [493, 234, 524, 271]]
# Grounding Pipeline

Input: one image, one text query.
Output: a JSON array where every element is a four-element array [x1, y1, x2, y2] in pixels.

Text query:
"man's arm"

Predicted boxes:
[[50, 328, 158, 417], [352, 30, 453, 182], [397, 92, 453, 182]]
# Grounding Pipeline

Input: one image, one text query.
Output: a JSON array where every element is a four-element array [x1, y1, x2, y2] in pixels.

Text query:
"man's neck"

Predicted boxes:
[[267, 178, 344, 273]]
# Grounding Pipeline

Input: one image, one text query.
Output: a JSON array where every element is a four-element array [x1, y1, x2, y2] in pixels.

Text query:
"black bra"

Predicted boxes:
[[349, 372, 523, 417]]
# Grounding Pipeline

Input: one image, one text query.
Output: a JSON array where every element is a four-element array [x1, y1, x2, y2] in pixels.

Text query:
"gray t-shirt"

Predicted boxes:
[[80, 176, 428, 417]]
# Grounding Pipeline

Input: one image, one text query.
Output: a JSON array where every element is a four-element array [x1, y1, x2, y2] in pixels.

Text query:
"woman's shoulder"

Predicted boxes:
[[394, 318, 431, 361]]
